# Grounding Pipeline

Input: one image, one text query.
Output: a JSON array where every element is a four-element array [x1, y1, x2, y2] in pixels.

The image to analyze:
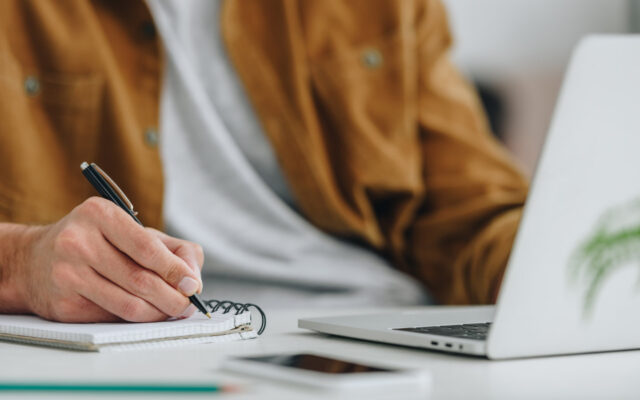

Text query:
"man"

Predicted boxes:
[[0, 0, 528, 322]]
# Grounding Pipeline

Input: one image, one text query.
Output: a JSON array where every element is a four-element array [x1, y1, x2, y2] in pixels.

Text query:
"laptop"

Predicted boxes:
[[299, 35, 640, 359]]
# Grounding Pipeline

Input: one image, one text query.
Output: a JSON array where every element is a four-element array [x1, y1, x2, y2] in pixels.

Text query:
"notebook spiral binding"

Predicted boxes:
[[204, 299, 266, 335]]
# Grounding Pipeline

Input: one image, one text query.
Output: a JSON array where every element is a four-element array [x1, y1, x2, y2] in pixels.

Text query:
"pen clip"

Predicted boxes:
[[91, 163, 138, 216]]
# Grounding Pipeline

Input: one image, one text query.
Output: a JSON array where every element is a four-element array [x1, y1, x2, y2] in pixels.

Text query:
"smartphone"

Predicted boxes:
[[222, 353, 431, 392]]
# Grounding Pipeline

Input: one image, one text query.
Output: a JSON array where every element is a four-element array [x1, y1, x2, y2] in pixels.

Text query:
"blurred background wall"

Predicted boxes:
[[442, 0, 636, 174]]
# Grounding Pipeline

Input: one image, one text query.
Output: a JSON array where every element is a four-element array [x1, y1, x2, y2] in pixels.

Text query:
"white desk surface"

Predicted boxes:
[[1, 306, 639, 399]]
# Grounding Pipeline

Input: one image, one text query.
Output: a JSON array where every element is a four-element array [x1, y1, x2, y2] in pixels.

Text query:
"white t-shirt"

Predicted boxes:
[[147, 0, 427, 307]]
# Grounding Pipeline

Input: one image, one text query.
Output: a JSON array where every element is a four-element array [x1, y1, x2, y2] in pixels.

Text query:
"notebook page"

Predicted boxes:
[[0, 312, 251, 345], [102, 329, 257, 352]]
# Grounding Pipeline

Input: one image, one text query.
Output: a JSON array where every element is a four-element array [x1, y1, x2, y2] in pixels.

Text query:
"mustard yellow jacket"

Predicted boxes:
[[0, 0, 528, 304]]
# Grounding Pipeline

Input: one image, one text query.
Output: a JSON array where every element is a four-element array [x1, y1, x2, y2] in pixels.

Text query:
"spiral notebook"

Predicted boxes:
[[0, 300, 266, 352]]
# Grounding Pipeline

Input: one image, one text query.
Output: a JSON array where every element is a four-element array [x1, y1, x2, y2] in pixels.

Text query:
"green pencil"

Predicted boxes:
[[0, 382, 234, 393]]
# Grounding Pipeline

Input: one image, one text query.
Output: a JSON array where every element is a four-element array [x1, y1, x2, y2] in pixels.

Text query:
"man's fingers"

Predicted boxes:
[[94, 203, 202, 296], [48, 294, 121, 323], [64, 296, 121, 323], [149, 228, 204, 276], [76, 297, 122, 323], [90, 240, 192, 317], [76, 267, 168, 322]]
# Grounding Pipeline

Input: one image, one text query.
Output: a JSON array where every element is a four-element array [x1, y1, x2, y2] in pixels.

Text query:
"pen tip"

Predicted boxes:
[[206, 313, 212, 319]]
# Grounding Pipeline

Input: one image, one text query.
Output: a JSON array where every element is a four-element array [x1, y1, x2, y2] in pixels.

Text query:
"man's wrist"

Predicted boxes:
[[0, 223, 45, 313]]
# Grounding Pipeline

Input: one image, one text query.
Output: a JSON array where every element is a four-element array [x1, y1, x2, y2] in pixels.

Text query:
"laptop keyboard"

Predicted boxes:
[[394, 322, 491, 341]]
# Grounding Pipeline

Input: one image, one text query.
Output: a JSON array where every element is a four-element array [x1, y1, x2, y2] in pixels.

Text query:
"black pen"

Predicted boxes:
[[80, 162, 211, 319]]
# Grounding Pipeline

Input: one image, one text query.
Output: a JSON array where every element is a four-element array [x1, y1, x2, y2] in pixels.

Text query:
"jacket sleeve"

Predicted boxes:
[[405, 0, 529, 304]]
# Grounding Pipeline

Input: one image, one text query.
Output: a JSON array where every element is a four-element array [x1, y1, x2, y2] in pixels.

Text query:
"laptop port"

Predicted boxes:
[[430, 341, 439, 346], [445, 343, 453, 348]]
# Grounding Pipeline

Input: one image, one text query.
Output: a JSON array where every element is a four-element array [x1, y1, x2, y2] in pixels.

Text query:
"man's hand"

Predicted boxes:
[[1, 197, 204, 323]]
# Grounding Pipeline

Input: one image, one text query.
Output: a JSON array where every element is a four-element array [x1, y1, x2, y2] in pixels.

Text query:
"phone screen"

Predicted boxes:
[[238, 354, 394, 374]]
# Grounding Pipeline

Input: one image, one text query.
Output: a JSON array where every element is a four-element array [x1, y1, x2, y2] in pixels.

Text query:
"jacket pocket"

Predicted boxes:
[[0, 52, 105, 222], [310, 30, 417, 139], [309, 30, 420, 187], [36, 71, 105, 166]]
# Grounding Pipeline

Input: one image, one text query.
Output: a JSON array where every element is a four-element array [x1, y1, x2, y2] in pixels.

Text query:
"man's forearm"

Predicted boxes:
[[0, 223, 42, 313]]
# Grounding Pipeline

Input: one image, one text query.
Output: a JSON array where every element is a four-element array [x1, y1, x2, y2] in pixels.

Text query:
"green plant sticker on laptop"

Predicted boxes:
[[569, 198, 640, 316]]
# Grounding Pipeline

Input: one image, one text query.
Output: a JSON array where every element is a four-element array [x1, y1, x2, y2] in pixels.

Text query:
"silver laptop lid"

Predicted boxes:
[[488, 35, 640, 359]]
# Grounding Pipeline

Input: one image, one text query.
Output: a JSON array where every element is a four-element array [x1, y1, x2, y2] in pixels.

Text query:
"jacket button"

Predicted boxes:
[[144, 129, 159, 148], [24, 76, 40, 96], [361, 48, 383, 69], [141, 21, 156, 40]]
